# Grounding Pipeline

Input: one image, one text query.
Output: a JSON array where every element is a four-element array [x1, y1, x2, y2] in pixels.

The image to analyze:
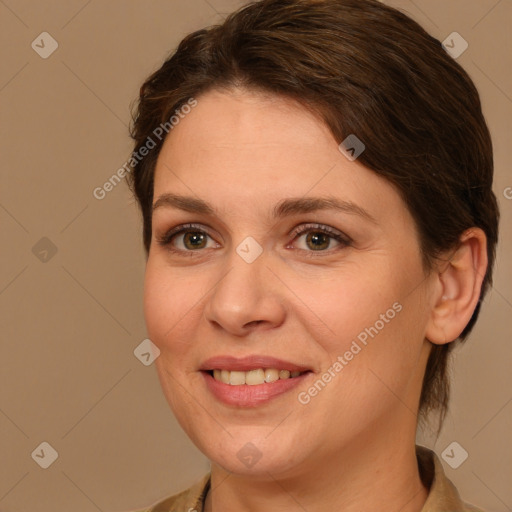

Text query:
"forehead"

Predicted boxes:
[[152, 88, 404, 224], [156, 88, 334, 165]]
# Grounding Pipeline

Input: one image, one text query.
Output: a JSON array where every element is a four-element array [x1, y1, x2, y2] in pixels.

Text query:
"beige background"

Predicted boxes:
[[0, 0, 510, 511]]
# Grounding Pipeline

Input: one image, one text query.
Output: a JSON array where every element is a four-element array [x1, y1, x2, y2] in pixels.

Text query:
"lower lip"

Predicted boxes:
[[202, 371, 311, 407]]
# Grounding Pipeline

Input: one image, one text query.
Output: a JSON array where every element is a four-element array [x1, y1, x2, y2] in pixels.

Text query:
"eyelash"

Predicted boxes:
[[156, 222, 352, 258]]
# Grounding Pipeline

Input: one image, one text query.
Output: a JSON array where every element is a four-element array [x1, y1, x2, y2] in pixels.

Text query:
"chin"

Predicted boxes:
[[192, 427, 308, 477]]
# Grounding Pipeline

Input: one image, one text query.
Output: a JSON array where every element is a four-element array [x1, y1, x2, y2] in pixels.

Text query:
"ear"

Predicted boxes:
[[425, 228, 488, 345]]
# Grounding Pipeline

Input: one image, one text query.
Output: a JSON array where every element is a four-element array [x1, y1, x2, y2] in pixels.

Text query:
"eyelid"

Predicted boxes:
[[287, 223, 352, 257], [156, 222, 352, 256], [289, 223, 351, 243], [155, 223, 216, 247]]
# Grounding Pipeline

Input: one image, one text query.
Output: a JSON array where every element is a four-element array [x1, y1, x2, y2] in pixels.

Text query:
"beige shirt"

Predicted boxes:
[[135, 445, 484, 512]]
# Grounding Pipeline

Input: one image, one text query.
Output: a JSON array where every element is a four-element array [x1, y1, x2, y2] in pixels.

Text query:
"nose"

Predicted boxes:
[[202, 247, 287, 336]]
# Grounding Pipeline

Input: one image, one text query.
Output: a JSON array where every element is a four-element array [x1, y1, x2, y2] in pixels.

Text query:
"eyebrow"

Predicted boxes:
[[152, 193, 377, 223]]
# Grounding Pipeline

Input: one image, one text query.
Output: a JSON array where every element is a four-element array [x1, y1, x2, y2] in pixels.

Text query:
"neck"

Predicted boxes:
[[204, 420, 429, 512]]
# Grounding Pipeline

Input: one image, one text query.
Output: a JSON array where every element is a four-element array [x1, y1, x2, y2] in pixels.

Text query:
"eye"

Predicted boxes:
[[289, 223, 351, 255], [156, 222, 351, 257], [156, 223, 218, 254]]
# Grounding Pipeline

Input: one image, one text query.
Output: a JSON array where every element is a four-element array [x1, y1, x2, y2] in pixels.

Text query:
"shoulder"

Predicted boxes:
[[462, 503, 486, 512], [129, 473, 210, 512], [416, 445, 486, 512]]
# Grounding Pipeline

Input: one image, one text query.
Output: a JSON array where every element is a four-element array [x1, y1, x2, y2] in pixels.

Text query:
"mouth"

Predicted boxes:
[[205, 368, 309, 385], [199, 355, 313, 407]]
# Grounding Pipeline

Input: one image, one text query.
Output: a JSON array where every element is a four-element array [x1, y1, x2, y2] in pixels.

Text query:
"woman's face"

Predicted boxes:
[[145, 88, 435, 477]]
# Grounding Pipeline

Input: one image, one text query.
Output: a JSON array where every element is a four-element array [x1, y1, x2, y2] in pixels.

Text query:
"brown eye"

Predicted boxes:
[[156, 223, 218, 255], [304, 231, 331, 251], [182, 231, 208, 250], [290, 223, 351, 257]]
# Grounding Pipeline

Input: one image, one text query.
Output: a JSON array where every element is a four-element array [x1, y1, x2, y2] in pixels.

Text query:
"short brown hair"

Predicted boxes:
[[126, 0, 499, 432]]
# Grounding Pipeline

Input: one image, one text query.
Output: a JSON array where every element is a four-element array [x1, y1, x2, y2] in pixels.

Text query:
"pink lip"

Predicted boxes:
[[199, 355, 311, 372], [201, 370, 311, 407]]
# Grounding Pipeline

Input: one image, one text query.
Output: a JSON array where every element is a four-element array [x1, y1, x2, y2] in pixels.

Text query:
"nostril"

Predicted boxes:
[[245, 320, 263, 328]]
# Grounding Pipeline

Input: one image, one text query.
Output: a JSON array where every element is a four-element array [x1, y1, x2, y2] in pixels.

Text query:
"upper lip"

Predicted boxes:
[[200, 355, 312, 372]]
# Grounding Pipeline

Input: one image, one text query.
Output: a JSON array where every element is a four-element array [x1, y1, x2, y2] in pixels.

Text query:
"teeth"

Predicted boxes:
[[264, 368, 279, 383], [279, 370, 290, 379], [211, 368, 305, 385], [246, 369, 265, 385], [229, 371, 246, 385]]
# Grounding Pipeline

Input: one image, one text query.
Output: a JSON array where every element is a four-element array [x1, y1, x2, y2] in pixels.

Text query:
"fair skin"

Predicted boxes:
[[144, 88, 487, 512]]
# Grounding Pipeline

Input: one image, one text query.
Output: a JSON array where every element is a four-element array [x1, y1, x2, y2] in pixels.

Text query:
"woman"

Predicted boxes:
[[126, 0, 499, 510]]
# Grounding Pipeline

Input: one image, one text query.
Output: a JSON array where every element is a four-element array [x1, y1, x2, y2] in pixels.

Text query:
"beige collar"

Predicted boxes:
[[145, 444, 482, 511]]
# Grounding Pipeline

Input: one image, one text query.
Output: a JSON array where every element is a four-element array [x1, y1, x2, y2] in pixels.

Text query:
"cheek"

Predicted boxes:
[[331, 296, 428, 415], [143, 267, 172, 349], [291, 268, 400, 353], [143, 261, 198, 352], [295, 266, 427, 403], [144, 263, 205, 428]]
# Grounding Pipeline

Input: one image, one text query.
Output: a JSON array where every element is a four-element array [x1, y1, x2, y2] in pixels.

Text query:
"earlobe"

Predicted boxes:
[[425, 228, 488, 345]]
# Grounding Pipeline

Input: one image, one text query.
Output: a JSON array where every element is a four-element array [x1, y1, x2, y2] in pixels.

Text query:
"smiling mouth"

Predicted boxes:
[[206, 368, 310, 386]]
